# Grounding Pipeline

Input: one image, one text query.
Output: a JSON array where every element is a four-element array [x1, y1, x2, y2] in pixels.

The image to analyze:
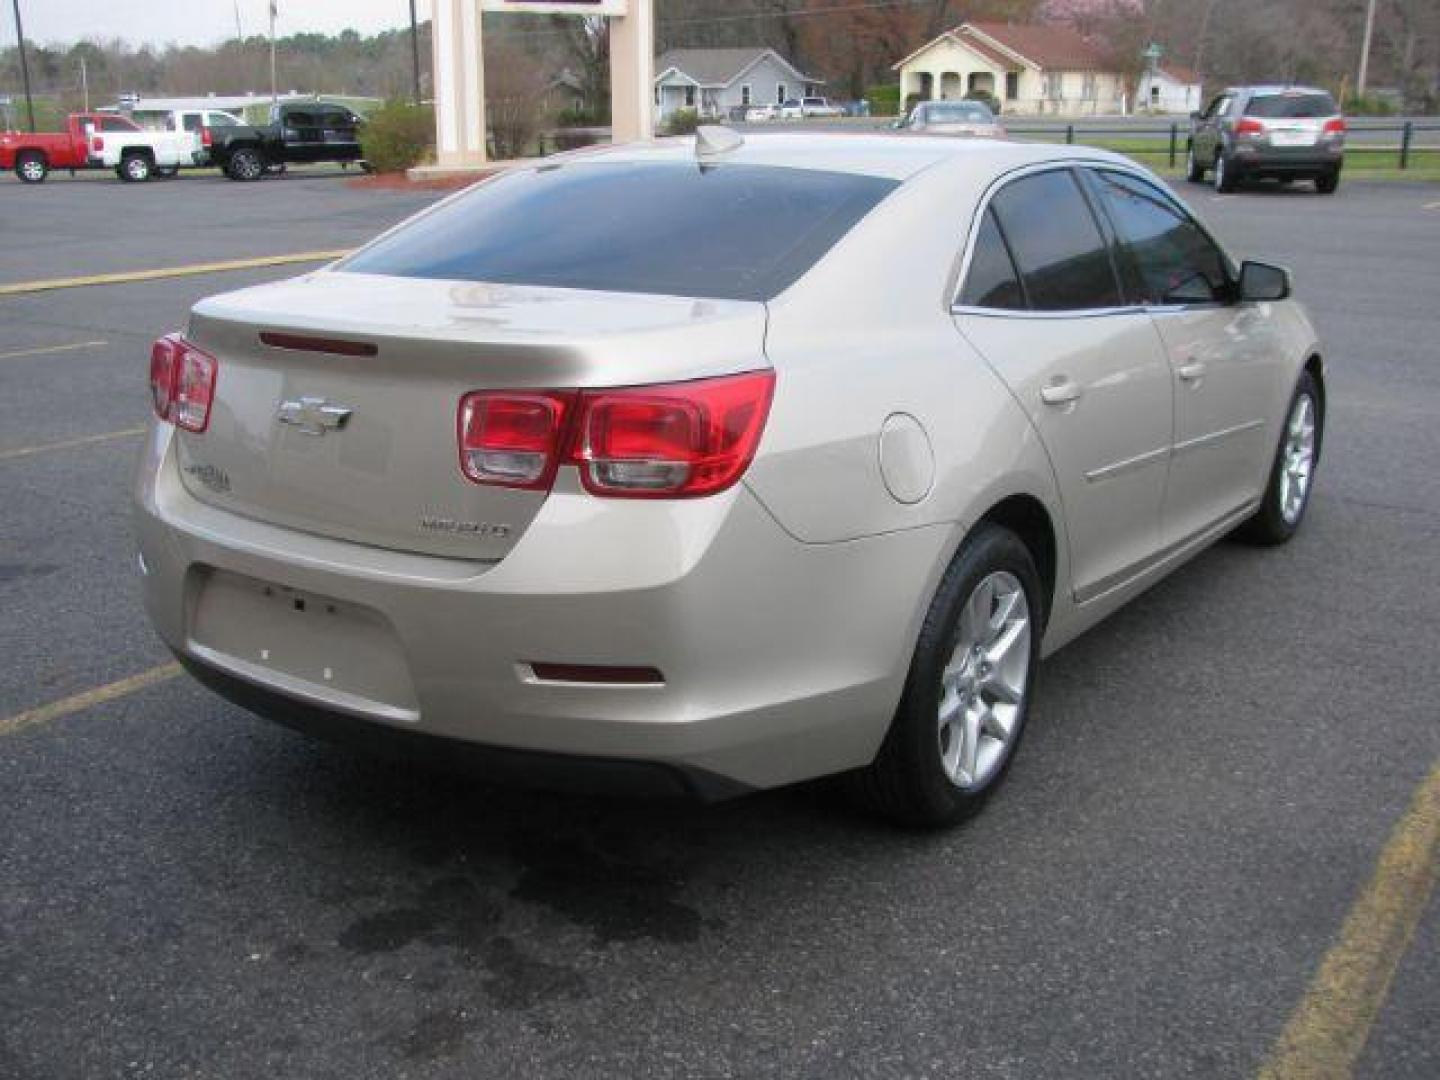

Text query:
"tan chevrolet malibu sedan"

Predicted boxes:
[[135, 132, 1324, 826]]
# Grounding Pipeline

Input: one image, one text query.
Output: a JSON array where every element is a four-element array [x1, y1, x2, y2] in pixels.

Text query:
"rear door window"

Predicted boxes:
[[182, 113, 204, 132], [1245, 92, 1337, 118], [958, 207, 1026, 310], [341, 162, 898, 302], [988, 169, 1122, 312], [1086, 169, 1231, 305]]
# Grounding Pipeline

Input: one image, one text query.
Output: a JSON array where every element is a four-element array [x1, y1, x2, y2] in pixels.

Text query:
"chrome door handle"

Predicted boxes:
[[1178, 361, 1208, 383], [1040, 379, 1083, 406]]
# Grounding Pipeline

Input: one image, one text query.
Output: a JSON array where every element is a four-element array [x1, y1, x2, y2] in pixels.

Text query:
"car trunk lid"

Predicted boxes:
[[176, 270, 769, 560]]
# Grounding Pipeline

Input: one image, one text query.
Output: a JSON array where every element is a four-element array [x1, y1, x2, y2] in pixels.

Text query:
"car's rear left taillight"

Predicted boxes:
[[457, 390, 577, 490], [569, 370, 775, 499], [150, 333, 218, 433], [201, 126, 213, 147], [1235, 118, 1265, 136]]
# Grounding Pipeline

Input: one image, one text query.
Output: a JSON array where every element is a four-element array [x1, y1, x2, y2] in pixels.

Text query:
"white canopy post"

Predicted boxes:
[[610, 0, 655, 142]]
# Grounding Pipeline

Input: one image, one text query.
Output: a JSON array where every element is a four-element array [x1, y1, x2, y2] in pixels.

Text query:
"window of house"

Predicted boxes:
[[1005, 72, 1019, 101], [776, 84, 787, 104], [741, 85, 752, 106], [684, 85, 696, 108], [988, 169, 1122, 312], [1082, 73, 1097, 100]]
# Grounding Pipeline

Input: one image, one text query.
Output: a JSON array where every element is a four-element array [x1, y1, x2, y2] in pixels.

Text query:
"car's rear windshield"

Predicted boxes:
[[1245, 92, 1337, 118], [339, 161, 898, 302], [926, 103, 993, 123]]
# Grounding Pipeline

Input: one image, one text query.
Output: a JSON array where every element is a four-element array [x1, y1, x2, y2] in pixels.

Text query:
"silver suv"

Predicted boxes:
[[1187, 86, 1345, 194]]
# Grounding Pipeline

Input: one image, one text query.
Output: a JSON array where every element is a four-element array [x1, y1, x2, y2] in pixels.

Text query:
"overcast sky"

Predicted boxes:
[[11, 0, 434, 49]]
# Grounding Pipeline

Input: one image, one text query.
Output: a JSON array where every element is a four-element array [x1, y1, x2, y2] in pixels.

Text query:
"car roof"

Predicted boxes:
[[1226, 85, 1334, 97], [565, 132, 1135, 182]]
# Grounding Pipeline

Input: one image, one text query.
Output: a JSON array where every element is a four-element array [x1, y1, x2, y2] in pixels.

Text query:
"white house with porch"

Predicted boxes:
[[654, 48, 823, 122], [894, 21, 1127, 116]]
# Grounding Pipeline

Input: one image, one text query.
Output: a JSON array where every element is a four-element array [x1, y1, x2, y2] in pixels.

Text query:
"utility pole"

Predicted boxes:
[[1357, 0, 1378, 98], [409, 0, 422, 104], [80, 55, 88, 111], [9, 0, 35, 132], [269, 0, 279, 112]]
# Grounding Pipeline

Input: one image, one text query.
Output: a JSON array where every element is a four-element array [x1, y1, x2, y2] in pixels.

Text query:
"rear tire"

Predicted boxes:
[[850, 524, 1042, 828], [226, 148, 265, 181], [1234, 371, 1323, 546], [15, 151, 48, 183], [1315, 168, 1340, 195], [119, 153, 152, 182]]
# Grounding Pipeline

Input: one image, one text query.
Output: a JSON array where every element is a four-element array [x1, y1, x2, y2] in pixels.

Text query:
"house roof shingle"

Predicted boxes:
[[964, 21, 1113, 72], [655, 47, 816, 88]]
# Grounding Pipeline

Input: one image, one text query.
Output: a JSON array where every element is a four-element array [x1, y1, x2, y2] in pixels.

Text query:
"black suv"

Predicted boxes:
[[209, 102, 368, 181], [1188, 86, 1346, 195]]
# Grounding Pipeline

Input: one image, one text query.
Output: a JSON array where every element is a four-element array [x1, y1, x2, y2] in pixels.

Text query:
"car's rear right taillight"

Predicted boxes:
[[455, 371, 775, 499], [91, 135, 104, 152], [1323, 118, 1347, 135], [150, 333, 218, 433], [1235, 118, 1265, 136], [569, 370, 775, 499]]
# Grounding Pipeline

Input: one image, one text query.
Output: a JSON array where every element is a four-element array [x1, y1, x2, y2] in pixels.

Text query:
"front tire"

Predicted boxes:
[[226, 148, 265, 181], [1315, 168, 1340, 195], [1214, 152, 1238, 193], [1234, 371, 1322, 545], [16, 151, 48, 183], [851, 524, 1042, 828], [1186, 145, 1206, 183]]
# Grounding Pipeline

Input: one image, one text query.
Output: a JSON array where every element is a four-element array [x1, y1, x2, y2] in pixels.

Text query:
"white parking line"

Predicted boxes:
[[0, 340, 108, 362], [0, 426, 145, 463]]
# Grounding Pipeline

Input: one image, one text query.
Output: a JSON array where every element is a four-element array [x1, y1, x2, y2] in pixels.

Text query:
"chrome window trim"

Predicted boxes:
[[948, 158, 1241, 318]]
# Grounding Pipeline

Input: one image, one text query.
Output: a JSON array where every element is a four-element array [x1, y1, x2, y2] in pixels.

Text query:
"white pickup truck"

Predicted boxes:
[[89, 120, 198, 182]]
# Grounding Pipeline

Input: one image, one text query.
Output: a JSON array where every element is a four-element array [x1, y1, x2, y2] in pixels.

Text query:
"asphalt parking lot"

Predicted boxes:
[[2, 169, 1438, 1079]]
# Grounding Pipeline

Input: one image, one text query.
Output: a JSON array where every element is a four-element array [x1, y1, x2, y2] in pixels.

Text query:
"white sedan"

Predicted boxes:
[[135, 131, 1324, 826]]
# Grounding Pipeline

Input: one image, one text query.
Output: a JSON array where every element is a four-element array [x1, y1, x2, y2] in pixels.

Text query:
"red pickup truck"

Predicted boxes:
[[1, 113, 159, 183]]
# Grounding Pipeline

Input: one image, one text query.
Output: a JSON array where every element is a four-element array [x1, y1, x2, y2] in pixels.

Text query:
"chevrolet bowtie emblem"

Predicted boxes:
[[277, 397, 353, 436]]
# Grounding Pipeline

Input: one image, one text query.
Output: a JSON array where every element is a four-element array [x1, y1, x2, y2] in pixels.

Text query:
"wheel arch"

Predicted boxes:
[[1303, 353, 1326, 463], [975, 493, 1058, 629], [120, 145, 156, 161]]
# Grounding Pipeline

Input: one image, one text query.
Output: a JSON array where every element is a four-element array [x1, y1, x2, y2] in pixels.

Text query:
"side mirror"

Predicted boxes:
[[1239, 260, 1291, 302]]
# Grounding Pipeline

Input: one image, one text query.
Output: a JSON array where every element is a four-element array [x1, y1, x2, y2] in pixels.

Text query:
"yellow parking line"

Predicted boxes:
[[0, 250, 352, 297], [1258, 760, 1440, 1079], [0, 426, 145, 462], [0, 340, 107, 361], [0, 662, 183, 738]]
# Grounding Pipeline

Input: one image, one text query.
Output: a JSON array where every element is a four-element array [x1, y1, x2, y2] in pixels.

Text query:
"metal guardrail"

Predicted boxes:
[[1003, 121, 1440, 170]]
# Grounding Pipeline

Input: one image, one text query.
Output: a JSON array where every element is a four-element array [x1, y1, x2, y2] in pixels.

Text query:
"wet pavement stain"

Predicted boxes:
[[509, 833, 707, 945]]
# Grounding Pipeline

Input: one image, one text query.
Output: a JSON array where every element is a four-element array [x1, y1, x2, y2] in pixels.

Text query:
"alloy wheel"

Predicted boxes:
[[1279, 393, 1316, 524], [20, 159, 45, 182], [937, 570, 1031, 791]]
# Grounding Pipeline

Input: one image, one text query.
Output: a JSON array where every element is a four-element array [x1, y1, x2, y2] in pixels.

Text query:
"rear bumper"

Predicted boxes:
[[135, 423, 946, 792], [176, 650, 750, 800], [1231, 146, 1343, 176]]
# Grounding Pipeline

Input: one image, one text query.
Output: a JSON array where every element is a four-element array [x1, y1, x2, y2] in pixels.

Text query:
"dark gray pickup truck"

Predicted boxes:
[[209, 102, 369, 181]]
